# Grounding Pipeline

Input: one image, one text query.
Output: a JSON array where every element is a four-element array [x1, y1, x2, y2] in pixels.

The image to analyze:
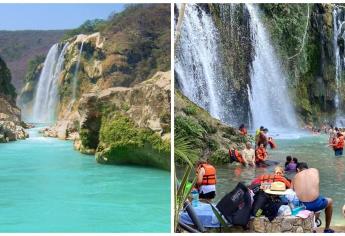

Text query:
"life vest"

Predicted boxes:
[[200, 164, 217, 185], [268, 138, 276, 149], [229, 149, 244, 164], [255, 148, 267, 162], [257, 174, 291, 188], [240, 128, 247, 136], [255, 129, 260, 136], [336, 136, 345, 149]]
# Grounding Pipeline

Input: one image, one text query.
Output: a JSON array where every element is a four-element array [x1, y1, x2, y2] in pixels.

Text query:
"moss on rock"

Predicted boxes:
[[175, 91, 248, 164], [96, 113, 170, 170]]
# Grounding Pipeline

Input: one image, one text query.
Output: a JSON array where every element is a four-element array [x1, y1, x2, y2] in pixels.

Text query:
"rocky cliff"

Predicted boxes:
[[27, 4, 171, 170], [46, 71, 171, 170], [19, 4, 170, 122], [175, 91, 249, 164], [0, 56, 27, 142], [196, 3, 345, 126], [259, 3, 339, 125]]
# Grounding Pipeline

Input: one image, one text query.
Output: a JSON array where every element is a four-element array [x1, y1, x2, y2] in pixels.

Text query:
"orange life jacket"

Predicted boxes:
[[258, 174, 291, 188], [255, 147, 267, 162], [240, 127, 247, 136], [336, 136, 344, 149], [229, 149, 244, 164], [200, 164, 217, 185], [268, 138, 276, 149]]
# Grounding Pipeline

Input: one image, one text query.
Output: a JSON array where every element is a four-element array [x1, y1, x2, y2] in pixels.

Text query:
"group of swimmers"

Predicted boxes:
[[193, 125, 340, 232], [231, 125, 276, 167]]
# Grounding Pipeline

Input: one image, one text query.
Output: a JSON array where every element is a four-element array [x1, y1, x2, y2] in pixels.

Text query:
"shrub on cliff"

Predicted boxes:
[[96, 113, 170, 170], [0, 56, 16, 103]]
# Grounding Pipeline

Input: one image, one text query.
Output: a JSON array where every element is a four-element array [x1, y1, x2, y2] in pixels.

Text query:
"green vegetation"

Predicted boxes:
[[0, 56, 16, 102], [79, 128, 99, 150], [96, 113, 170, 170], [259, 4, 336, 124], [60, 4, 170, 89], [175, 91, 246, 164], [174, 135, 198, 231], [62, 19, 107, 40]]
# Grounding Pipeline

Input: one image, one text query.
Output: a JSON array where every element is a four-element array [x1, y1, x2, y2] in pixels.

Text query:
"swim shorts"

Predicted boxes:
[[302, 196, 328, 212], [335, 148, 343, 156], [199, 191, 216, 200]]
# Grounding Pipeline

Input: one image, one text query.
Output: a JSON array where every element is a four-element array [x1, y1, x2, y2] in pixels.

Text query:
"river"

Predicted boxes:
[[215, 133, 345, 226], [0, 127, 170, 232]]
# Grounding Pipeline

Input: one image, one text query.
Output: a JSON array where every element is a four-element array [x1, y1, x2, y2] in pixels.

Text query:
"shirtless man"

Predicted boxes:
[[292, 162, 334, 233]]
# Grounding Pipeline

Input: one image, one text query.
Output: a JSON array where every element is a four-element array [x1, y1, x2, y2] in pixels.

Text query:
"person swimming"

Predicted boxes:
[[285, 157, 298, 172]]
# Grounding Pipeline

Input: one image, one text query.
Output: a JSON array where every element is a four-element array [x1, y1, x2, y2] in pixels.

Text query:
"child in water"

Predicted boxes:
[[285, 156, 298, 172]]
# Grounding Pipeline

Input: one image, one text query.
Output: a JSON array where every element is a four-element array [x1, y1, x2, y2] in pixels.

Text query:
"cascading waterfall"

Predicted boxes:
[[246, 3, 298, 131], [333, 6, 345, 126], [72, 41, 85, 101], [32, 43, 69, 123], [175, 4, 224, 120]]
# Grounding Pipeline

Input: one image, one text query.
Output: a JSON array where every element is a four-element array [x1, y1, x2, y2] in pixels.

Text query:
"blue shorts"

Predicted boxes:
[[302, 196, 328, 212], [335, 149, 343, 156]]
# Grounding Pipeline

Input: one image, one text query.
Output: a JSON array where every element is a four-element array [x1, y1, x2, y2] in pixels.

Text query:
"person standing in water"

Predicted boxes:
[[241, 142, 256, 167], [255, 126, 264, 146], [255, 142, 268, 165], [257, 128, 269, 148], [330, 132, 344, 156], [292, 162, 334, 233], [196, 159, 216, 200]]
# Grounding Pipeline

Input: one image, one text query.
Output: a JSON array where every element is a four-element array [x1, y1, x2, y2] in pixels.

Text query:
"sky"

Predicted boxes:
[[0, 4, 125, 30]]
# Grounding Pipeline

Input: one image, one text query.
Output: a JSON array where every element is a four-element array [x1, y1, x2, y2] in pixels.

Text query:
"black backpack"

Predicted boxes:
[[252, 190, 284, 221], [252, 190, 269, 217], [216, 182, 252, 226]]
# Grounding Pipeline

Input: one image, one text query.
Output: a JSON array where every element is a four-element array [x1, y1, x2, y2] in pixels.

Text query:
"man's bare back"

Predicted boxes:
[[293, 168, 320, 202]]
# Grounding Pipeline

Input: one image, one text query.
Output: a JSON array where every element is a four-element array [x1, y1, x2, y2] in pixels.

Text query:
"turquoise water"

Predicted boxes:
[[216, 133, 345, 226], [0, 127, 170, 232]]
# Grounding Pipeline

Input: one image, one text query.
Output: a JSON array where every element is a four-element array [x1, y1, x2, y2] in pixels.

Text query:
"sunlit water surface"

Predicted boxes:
[[0, 127, 170, 232]]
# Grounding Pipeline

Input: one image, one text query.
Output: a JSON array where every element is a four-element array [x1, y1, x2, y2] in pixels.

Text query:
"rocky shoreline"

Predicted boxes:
[[0, 96, 28, 143], [37, 71, 171, 170]]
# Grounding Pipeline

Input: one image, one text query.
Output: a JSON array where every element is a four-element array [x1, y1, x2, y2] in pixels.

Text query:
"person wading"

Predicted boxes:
[[330, 132, 344, 156], [292, 162, 334, 233], [257, 128, 269, 148], [196, 160, 216, 200], [241, 142, 255, 167], [255, 142, 268, 165]]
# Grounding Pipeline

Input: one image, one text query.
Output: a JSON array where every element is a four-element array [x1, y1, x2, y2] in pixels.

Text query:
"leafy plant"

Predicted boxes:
[[174, 134, 198, 231]]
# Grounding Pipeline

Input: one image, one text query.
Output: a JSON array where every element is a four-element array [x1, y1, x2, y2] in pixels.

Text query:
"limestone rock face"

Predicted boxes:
[[78, 71, 171, 169], [43, 71, 171, 169], [0, 97, 28, 142]]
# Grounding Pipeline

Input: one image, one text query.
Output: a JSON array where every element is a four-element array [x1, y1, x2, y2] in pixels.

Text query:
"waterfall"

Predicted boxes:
[[72, 41, 85, 101], [32, 43, 69, 123], [175, 4, 224, 120], [246, 4, 298, 131], [333, 6, 345, 126]]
